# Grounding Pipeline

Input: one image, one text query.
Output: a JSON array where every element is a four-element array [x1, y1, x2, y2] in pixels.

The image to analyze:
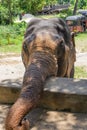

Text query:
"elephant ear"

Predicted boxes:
[[22, 34, 36, 68], [66, 32, 76, 78], [51, 18, 76, 77], [50, 18, 71, 46], [71, 31, 76, 62], [71, 32, 75, 47], [22, 18, 41, 68], [21, 41, 29, 68]]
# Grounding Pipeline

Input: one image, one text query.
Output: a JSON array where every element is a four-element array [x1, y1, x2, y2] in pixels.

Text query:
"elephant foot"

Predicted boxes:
[[13, 119, 30, 130]]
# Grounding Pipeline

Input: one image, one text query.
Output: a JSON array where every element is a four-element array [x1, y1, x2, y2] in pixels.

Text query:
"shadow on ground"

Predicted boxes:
[[30, 108, 87, 130], [1, 104, 87, 130]]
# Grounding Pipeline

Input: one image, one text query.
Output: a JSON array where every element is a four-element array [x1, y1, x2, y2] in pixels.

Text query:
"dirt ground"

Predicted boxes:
[[0, 53, 24, 81], [0, 52, 87, 81], [1, 104, 87, 130]]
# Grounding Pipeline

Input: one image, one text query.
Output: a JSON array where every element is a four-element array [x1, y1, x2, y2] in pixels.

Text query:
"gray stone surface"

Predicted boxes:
[[45, 78, 87, 95], [0, 78, 87, 112]]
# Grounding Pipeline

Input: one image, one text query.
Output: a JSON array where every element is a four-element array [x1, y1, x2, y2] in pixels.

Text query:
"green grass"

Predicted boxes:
[[0, 34, 23, 53], [74, 66, 87, 79], [75, 31, 87, 52], [0, 43, 22, 53]]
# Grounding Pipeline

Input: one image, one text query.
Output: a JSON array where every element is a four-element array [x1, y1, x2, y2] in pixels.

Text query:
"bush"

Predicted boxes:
[[13, 22, 27, 35], [0, 22, 27, 45], [0, 5, 10, 25], [58, 8, 73, 19]]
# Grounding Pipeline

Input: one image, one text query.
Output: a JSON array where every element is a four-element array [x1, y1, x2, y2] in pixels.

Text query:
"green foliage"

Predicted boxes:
[[18, 0, 57, 15], [0, 0, 72, 24], [0, 0, 20, 24], [58, 8, 73, 18], [46, 0, 57, 5], [0, 22, 27, 46], [78, 0, 87, 9], [0, 0, 87, 24], [28, 0, 46, 14], [0, 5, 10, 24], [70, 0, 74, 4]]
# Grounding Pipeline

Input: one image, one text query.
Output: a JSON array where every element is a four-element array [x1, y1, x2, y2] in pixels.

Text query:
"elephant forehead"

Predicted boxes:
[[33, 32, 57, 49]]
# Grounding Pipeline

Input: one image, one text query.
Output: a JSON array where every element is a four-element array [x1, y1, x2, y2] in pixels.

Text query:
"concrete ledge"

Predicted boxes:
[[0, 78, 87, 112], [0, 78, 22, 103]]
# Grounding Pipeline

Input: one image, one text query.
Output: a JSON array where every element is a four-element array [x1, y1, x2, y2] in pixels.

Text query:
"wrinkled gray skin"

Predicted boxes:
[[5, 18, 76, 130]]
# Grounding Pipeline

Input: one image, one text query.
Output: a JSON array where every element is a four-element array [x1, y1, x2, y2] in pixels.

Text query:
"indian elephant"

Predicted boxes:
[[5, 18, 76, 130]]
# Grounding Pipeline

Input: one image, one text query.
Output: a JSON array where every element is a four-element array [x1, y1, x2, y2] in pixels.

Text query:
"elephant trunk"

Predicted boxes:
[[5, 51, 58, 130]]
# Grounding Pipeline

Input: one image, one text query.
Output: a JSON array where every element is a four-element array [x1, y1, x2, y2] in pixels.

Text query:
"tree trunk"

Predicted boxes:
[[7, 0, 13, 24], [73, 0, 78, 15]]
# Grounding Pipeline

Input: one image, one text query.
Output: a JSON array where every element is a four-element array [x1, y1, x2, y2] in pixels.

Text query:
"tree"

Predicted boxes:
[[18, 0, 57, 15], [0, 0, 19, 24], [73, 0, 78, 15], [6, 0, 13, 24], [79, 0, 86, 9]]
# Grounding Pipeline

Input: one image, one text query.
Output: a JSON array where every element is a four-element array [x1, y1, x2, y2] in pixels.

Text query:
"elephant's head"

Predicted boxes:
[[5, 18, 76, 130]]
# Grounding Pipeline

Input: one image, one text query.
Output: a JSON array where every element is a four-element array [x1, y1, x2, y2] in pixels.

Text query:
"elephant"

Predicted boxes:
[[5, 18, 76, 130]]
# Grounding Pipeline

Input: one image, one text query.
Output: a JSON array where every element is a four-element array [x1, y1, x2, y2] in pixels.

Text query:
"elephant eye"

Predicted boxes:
[[59, 40, 65, 48], [23, 43, 27, 50], [23, 43, 29, 55], [57, 40, 65, 56]]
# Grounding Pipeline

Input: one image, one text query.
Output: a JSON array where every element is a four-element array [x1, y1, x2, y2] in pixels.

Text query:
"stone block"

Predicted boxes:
[[0, 78, 87, 112]]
